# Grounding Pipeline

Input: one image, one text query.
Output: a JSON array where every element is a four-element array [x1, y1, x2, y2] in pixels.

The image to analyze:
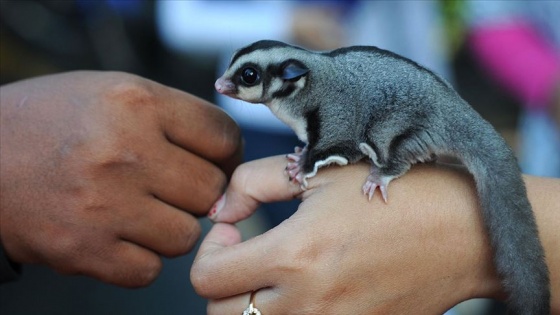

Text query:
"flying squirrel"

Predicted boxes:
[[215, 40, 550, 315]]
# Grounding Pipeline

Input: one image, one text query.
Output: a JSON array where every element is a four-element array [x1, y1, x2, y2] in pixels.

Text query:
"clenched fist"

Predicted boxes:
[[0, 71, 242, 287]]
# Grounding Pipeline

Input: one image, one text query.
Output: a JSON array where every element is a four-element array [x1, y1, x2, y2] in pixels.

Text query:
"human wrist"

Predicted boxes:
[[450, 173, 558, 309], [410, 164, 506, 304], [525, 176, 560, 313], [458, 231, 505, 302]]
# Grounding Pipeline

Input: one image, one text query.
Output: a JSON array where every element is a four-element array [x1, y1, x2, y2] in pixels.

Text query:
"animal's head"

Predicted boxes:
[[215, 40, 310, 104]]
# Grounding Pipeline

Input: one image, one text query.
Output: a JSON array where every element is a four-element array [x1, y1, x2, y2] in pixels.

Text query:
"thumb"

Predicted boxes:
[[208, 155, 302, 223]]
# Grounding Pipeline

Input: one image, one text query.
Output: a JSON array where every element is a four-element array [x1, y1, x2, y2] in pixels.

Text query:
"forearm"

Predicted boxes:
[[397, 166, 560, 311], [411, 166, 560, 311]]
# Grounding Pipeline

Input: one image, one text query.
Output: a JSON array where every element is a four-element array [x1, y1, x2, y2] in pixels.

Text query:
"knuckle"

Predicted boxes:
[[201, 105, 242, 161], [190, 263, 212, 297], [230, 162, 252, 190], [102, 72, 157, 110], [199, 163, 227, 191], [207, 167, 228, 196], [68, 179, 119, 217], [274, 236, 324, 278], [181, 219, 202, 250], [217, 116, 242, 157], [189, 165, 226, 210], [91, 246, 163, 288], [45, 230, 86, 269], [120, 256, 162, 288], [274, 250, 308, 277], [161, 218, 201, 257], [91, 143, 144, 173], [79, 132, 146, 178], [46, 230, 105, 277]]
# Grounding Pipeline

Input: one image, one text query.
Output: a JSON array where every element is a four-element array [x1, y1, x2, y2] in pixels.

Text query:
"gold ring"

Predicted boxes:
[[242, 291, 262, 315]]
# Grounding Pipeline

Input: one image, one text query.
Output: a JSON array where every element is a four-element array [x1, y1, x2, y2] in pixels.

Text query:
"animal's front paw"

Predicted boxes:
[[286, 146, 308, 189]]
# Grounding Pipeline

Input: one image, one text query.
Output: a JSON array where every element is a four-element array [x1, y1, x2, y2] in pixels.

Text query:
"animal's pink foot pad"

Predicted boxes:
[[362, 166, 393, 202]]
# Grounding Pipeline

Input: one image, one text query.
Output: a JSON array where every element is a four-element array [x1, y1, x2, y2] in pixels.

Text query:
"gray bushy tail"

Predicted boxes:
[[458, 125, 550, 315]]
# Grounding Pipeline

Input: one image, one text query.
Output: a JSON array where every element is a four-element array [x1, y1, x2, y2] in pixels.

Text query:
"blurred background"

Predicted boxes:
[[1, 1, 558, 314]]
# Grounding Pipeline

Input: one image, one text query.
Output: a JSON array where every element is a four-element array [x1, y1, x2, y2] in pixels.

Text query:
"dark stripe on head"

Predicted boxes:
[[272, 83, 296, 98], [261, 68, 273, 100], [230, 40, 304, 67]]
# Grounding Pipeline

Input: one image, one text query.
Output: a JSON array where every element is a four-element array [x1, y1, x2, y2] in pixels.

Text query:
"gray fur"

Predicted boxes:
[[217, 40, 550, 314]]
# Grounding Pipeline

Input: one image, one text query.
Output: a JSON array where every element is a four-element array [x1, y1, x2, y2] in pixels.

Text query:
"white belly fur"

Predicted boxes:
[[268, 100, 308, 143]]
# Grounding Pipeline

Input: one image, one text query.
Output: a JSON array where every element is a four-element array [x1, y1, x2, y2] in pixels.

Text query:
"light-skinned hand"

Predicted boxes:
[[191, 156, 559, 314]]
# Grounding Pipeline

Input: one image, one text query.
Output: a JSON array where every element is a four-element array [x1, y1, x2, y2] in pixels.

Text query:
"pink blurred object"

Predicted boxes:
[[469, 20, 560, 110]]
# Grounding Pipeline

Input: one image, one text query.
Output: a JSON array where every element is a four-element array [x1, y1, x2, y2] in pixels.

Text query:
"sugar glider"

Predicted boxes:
[[215, 40, 549, 315]]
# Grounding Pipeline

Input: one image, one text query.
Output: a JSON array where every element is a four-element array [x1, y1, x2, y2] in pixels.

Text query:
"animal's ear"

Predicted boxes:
[[281, 61, 309, 80]]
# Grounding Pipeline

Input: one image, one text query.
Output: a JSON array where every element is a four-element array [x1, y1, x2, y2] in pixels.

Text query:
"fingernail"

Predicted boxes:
[[208, 194, 226, 222]]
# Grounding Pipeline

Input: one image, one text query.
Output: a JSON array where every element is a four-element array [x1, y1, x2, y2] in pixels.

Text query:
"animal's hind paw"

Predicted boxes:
[[362, 165, 393, 203]]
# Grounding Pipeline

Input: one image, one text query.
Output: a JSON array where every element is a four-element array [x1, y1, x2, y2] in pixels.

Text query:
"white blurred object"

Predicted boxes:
[[156, 0, 451, 134]]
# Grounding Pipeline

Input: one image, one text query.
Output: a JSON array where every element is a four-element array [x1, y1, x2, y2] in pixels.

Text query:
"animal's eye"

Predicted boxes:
[[240, 67, 260, 86]]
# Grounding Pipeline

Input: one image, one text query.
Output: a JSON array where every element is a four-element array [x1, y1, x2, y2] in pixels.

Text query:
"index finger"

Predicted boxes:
[[208, 155, 303, 223], [158, 86, 243, 176]]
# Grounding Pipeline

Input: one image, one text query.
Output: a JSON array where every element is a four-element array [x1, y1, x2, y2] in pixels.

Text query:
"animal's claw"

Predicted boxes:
[[285, 146, 308, 188], [362, 166, 392, 203]]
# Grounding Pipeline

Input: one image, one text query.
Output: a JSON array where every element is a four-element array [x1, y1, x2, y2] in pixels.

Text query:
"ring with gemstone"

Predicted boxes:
[[242, 291, 261, 315]]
